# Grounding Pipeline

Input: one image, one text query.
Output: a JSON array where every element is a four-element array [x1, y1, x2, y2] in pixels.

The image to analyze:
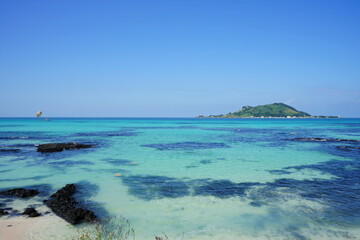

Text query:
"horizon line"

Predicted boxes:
[[1, 117, 359, 119]]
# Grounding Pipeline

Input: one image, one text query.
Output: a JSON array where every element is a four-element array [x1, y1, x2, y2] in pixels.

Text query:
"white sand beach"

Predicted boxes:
[[0, 213, 77, 240], [0, 216, 38, 240]]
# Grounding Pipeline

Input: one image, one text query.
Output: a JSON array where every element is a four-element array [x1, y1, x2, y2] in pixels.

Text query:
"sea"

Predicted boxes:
[[0, 118, 359, 240]]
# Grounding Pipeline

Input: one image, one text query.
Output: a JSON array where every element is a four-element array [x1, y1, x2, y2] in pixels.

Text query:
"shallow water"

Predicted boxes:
[[1, 118, 360, 239]]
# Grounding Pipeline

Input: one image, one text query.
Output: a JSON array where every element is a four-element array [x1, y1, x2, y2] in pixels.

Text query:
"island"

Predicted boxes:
[[197, 103, 340, 118]]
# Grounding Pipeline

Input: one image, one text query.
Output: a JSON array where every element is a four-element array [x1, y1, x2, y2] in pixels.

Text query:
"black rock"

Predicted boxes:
[[0, 209, 9, 216], [44, 184, 96, 224], [37, 143, 93, 153], [0, 188, 39, 198], [23, 208, 40, 217]]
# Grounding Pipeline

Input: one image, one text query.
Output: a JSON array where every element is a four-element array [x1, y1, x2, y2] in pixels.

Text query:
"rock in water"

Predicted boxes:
[[23, 208, 40, 217], [37, 143, 93, 153], [0, 149, 20, 153], [44, 184, 96, 224], [0, 188, 39, 198], [0, 209, 9, 216]]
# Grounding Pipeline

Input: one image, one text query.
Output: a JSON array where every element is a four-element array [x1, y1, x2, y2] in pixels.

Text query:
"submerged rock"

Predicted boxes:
[[142, 141, 230, 150], [0, 188, 39, 198], [0, 149, 20, 153], [44, 184, 96, 224], [249, 201, 262, 207], [23, 208, 40, 217], [0, 209, 9, 216], [336, 146, 360, 151], [290, 138, 360, 142], [37, 143, 93, 153]]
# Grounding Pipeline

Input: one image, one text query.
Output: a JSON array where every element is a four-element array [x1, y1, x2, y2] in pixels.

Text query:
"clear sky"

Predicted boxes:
[[0, 0, 359, 117]]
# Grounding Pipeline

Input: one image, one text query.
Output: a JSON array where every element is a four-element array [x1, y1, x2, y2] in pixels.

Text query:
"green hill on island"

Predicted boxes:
[[199, 103, 312, 118]]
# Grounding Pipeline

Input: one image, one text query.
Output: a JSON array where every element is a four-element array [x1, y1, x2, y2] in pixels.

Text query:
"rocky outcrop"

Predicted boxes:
[[0, 188, 39, 198], [23, 208, 40, 217], [37, 143, 93, 153], [44, 184, 96, 224], [291, 138, 360, 142]]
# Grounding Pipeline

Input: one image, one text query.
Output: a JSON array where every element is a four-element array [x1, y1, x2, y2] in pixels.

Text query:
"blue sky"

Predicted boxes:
[[0, 0, 359, 117]]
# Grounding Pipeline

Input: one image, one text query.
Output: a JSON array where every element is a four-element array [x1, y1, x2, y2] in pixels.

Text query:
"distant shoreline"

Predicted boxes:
[[196, 116, 341, 119], [196, 103, 343, 119]]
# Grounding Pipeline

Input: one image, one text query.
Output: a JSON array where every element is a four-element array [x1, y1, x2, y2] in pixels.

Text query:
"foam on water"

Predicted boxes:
[[1, 118, 360, 239]]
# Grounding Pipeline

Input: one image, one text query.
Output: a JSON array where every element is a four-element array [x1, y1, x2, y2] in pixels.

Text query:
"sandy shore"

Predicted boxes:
[[0, 213, 77, 240], [0, 216, 39, 240], [0, 194, 79, 240]]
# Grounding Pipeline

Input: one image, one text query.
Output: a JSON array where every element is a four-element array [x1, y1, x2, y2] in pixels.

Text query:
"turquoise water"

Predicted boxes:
[[1, 118, 360, 239]]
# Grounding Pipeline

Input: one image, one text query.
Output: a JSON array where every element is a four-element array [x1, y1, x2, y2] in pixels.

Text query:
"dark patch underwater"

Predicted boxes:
[[0, 174, 53, 182], [73, 129, 137, 137], [199, 159, 212, 164], [268, 169, 292, 175], [120, 175, 190, 200], [102, 158, 138, 166], [120, 149, 360, 227], [142, 142, 230, 150], [120, 175, 260, 200], [73, 180, 110, 218], [47, 160, 94, 167]]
